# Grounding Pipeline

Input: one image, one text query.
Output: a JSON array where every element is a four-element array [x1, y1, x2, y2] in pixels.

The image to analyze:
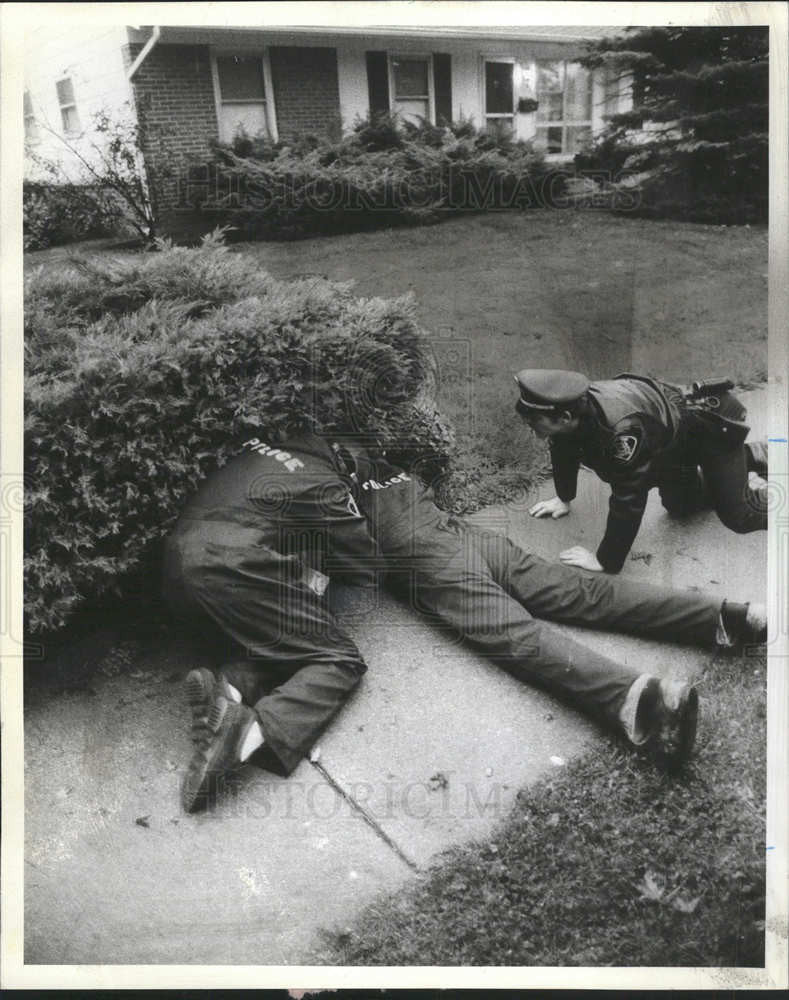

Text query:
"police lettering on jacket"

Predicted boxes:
[[243, 437, 305, 473], [361, 472, 411, 491]]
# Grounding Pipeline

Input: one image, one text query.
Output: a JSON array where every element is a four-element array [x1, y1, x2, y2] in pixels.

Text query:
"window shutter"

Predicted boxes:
[[56, 78, 75, 106], [433, 53, 452, 124], [366, 51, 389, 115]]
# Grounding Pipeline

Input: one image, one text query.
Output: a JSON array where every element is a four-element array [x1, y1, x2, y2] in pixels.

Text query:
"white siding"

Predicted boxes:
[[335, 35, 446, 129], [333, 34, 624, 154], [335, 42, 369, 130], [24, 25, 135, 180], [449, 47, 480, 124]]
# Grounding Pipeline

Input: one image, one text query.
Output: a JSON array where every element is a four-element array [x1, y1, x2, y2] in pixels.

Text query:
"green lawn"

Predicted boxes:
[[325, 649, 766, 967]]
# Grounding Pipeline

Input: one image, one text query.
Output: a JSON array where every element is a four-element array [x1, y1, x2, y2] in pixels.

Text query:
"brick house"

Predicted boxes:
[[25, 23, 627, 236]]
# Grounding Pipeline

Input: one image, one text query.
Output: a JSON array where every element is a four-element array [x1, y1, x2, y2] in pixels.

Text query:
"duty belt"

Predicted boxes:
[[682, 377, 735, 411]]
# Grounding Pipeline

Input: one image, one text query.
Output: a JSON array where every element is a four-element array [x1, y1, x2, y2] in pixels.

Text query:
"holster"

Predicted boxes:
[[680, 389, 750, 454]]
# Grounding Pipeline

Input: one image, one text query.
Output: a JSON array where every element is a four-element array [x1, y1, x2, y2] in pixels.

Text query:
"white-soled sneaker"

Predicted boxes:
[[744, 603, 767, 643], [181, 694, 263, 813], [185, 668, 242, 744], [631, 676, 699, 771], [717, 600, 768, 648]]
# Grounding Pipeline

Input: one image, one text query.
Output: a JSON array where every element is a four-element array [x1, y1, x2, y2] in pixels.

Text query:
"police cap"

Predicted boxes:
[[514, 369, 590, 412]]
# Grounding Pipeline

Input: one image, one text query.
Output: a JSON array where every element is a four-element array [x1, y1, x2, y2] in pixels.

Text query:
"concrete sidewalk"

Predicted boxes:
[[24, 390, 768, 966]]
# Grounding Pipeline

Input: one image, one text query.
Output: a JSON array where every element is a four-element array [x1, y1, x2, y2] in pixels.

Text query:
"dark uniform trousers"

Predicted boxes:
[[164, 513, 722, 776], [657, 409, 766, 533]]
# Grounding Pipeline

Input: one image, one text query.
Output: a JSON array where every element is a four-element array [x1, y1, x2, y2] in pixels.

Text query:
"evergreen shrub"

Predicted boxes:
[[576, 27, 768, 224], [201, 113, 567, 240], [25, 232, 454, 634], [23, 182, 117, 251], [26, 105, 162, 245]]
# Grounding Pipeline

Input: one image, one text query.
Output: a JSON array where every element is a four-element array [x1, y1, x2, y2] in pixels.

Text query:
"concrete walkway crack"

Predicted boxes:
[[310, 759, 422, 873]]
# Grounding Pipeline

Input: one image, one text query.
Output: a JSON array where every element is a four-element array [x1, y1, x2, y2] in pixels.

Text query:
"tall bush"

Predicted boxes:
[[576, 27, 768, 223], [23, 182, 118, 251], [26, 104, 166, 243], [25, 233, 454, 635], [201, 113, 567, 240]]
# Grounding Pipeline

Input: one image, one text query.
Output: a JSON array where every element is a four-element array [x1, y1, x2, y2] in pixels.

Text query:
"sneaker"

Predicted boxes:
[[185, 668, 241, 744], [745, 602, 768, 642], [718, 601, 767, 647], [181, 695, 262, 813], [745, 439, 768, 476], [632, 677, 699, 771]]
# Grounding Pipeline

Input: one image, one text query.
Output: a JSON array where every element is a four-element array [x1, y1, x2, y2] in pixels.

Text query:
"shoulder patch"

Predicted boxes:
[[610, 431, 641, 464]]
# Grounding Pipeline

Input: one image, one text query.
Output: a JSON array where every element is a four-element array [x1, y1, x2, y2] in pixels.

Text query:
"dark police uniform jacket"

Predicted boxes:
[[549, 374, 749, 573], [172, 430, 450, 585]]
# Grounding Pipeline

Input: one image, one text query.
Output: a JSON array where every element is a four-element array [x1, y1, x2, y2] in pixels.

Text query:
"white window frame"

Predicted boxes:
[[534, 59, 594, 159], [55, 76, 80, 136], [481, 56, 516, 132], [387, 52, 435, 124], [209, 48, 278, 144]]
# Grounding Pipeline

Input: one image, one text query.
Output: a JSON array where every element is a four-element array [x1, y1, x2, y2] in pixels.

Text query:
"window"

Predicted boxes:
[[56, 77, 80, 134], [484, 60, 514, 132], [24, 89, 39, 143], [389, 55, 433, 123], [212, 53, 272, 143], [534, 61, 592, 155]]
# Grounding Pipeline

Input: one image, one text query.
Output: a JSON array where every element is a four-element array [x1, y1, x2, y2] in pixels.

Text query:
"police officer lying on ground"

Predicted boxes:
[[164, 429, 767, 813], [516, 369, 768, 574]]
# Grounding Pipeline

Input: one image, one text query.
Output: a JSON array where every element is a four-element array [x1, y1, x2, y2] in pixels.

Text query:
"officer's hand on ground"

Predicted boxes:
[[529, 497, 571, 519], [559, 545, 603, 572]]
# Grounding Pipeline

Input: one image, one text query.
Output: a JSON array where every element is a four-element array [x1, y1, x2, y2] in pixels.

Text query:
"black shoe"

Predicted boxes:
[[181, 695, 262, 813], [633, 677, 699, 771]]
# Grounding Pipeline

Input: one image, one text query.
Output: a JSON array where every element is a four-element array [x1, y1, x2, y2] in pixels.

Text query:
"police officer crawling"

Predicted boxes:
[[515, 369, 768, 574], [164, 429, 766, 813]]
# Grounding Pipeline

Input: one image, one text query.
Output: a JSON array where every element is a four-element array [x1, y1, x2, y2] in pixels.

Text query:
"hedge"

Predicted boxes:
[[25, 232, 454, 635], [196, 114, 569, 240], [24, 182, 119, 252]]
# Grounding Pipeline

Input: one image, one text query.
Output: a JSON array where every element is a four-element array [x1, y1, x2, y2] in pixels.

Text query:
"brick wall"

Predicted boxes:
[[128, 43, 218, 235], [126, 42, 341, 239], [269, 46, 341, 141]]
